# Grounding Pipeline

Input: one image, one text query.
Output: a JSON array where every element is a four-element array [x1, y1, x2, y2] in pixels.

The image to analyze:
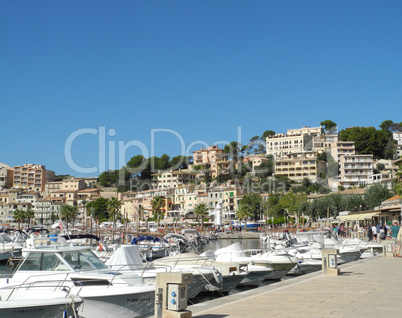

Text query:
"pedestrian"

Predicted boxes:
[[367, 226, 373, 241], [376, 223, 381, 235], [380, 225, 386, 240], [372, 225, 377, 241], [146, 245, 152, 262], [396, 226, 402, 258], [390, 221, 400, 257]]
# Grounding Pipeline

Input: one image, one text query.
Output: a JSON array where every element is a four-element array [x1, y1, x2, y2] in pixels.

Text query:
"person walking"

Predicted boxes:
[[397, 226, 402, 257], [380, 225, 386, 240], [372, 225, 377, 241], [367, 226, 373, 242], [390, 220, 400, 257]]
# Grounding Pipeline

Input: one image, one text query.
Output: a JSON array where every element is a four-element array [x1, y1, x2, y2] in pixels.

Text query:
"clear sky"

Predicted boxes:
[[1, 1, 401, 177]]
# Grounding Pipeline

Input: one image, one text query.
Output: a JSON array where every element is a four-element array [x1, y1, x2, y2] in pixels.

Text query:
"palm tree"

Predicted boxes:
[[151, 196, 165, 229], [25, 209, 35, 228], [81, 199, 88, 226], [108, 197, 122, 229], [194, 203, 209, 229], [60, 204, 78, 231], [13, 209, 26, 230]]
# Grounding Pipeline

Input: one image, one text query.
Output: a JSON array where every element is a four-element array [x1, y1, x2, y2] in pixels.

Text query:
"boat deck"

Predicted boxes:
[[189, 255, 402, 317]]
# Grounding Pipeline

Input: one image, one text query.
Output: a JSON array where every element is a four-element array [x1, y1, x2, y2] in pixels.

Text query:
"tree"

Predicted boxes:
[[263, 193, 284, 218], [156, 154, 171, 170], [126, 155, 152, 179], [60, 204, 78, 231], [339, 126, 389, 159], [279, 192, 307, 227], [320, 120, 337, 134], [236, 193, 262, 228], [86, 197, 110, 221], [364, 183, 392, 210], [194, 203, 209, 229], [247, 136, 263, 154], [254, 157, 274, 179], [223, 141, 243, 164], [98, 170, 119, 187], [25, 209, 35, 228], [151, 196, 165, 228], [171, 156, 191, 170], [108, 197, 122, 228], [262, 130, 276, 139], [394, 162, 402, 196], [13, 209, 26, 230]]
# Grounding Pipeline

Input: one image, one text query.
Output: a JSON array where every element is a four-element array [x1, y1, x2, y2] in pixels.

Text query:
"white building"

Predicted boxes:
[[393, 132, 402, 159], [339, 154, 373, 188], [266, 126, 323, 160]]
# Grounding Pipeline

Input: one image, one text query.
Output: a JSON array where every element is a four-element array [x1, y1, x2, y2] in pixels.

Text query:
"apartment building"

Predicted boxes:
[[0, 163, 13, 189], [313, 134, 339, 152], [330, 141, 356, 162], [13, 164, 55, 192], [151, 169, 195, 189], [266, 126, 323, 160], [34, 198, 62, 225], [274, 152, 326, 182], [312, 133, 355, 162], [339, 154, 374, 188], [192, 145, 230, 179], [61, 179, 86, 191], [394, 132, 402, 159]]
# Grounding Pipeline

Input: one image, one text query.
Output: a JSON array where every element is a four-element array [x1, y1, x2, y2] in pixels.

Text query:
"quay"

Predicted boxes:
[[188, 256, 402, 317]]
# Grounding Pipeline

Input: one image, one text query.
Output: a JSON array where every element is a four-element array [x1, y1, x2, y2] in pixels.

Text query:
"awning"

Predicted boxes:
[[338, 212, 380, 221]]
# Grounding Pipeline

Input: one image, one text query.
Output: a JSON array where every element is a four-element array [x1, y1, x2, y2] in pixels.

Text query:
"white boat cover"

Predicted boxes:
[[105, 245, 144, 270]]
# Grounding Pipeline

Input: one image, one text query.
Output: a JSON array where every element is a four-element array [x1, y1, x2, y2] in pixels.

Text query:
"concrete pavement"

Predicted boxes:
[[189, 256, 402, 318]]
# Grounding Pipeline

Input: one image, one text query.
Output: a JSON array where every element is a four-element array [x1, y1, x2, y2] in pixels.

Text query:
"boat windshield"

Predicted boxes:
[[0, 235, 12, 243], [18, 250, 108, 272], [61, 250, 107, 271]]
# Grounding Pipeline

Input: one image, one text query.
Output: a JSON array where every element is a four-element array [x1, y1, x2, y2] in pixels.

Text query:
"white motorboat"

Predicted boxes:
[[0, 238, 155, 318], [0, 283, 83, 318], [0, 233, 23, 263], [212, 243, 296, 280], [106, 245, 223, 298], [202, 244, 275, 286], [152, 252, 245, 293]]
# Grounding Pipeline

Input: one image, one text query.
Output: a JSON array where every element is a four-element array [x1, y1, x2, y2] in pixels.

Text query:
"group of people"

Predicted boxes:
[[367, 220, 402, 257]]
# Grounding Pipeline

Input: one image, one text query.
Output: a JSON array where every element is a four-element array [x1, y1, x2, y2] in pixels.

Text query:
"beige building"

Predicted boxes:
[[274, 152, 326, 182], [0, 163, 14, 189], [192, 145, 230, 179], [266, 126, 323, 160], [339, 154, 373, 188], [61, 179, 86, 191], [330, 141, 356, 162], [45, 181, 62, 193], [121, 188, 174, 221], [151, 169, 195, 189], [13, 164, 55, 192], [312, 134, 355, 162]]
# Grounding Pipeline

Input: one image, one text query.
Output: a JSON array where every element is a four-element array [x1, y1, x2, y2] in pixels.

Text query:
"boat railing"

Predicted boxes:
[[19, 271, 71, 288], [106, 261, 162, 280], [3, 280, 76, 301], [153, 255, 216, 270]]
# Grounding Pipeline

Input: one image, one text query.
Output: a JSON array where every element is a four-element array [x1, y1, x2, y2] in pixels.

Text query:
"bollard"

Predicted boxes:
[[154, 272, 193, 318], [322, 249, 340, 276]]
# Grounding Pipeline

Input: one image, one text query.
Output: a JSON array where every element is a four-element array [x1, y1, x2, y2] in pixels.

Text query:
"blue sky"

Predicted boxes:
[[1, 1, 401, 177]]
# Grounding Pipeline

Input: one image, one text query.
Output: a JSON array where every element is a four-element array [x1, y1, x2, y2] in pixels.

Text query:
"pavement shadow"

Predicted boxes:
[[194, 315, 228, 318], [340, 271, 364, 276]]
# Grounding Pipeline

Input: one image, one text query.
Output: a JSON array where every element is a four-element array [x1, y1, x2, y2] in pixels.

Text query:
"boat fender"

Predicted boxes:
[[213, 270, 223, 284]]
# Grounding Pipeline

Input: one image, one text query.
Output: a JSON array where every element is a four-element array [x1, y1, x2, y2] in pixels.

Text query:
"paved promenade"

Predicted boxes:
[[189, 256, 402, 318]]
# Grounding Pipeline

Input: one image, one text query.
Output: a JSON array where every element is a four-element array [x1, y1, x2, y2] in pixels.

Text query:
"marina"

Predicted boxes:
[[0, 228, 392, 317]]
